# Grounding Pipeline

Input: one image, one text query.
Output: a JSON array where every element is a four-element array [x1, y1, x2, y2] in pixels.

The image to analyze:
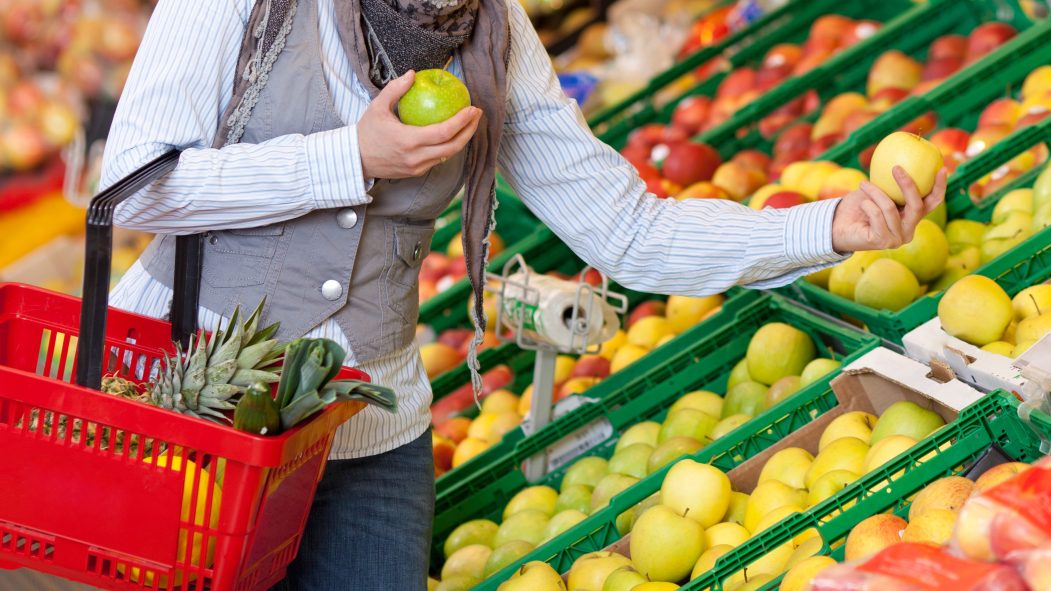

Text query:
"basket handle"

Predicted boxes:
[[75, 149, 201, 390]]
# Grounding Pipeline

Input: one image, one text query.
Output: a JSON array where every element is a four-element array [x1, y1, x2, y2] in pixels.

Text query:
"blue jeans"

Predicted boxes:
[[272, 429, 435, 591]]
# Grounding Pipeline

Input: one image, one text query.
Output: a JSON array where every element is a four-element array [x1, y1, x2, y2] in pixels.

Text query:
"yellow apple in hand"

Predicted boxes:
[[870, 131, 944, 205], [498, 561, 566, 591], [660, 459, 732, 527], [630, 505, 707, 582]]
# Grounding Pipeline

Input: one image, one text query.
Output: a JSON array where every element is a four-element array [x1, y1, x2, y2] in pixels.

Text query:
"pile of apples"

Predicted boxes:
[[938, 275, 1051, 359], [796, 459, 1039, 591], [429, 321, 847, 590], [428, 293, 728, 476], [418, 231, 506, 304]]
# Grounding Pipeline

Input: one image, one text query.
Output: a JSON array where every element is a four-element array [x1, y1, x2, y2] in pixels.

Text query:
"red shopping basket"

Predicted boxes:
[[0, 151, 371, 590]]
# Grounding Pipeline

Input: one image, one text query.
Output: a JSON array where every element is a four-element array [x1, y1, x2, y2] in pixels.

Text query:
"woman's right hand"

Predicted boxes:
[[357, 70, 483, 180]]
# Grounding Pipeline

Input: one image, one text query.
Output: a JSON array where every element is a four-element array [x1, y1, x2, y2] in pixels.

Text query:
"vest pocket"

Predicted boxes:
[[201, 226, 284, 288], [385, 222, 434, 324]]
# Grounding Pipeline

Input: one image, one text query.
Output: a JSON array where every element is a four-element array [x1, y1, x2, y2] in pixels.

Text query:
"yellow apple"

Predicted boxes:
[[568, 552, 633, 591], [591, 474, 640, 513], [609, 443, 655, 479], [670, 390, 725, 419], [633, 583, 679, 591], [870, 131, 944, 206], [807, 470, 860, 508], [556, 485, 594, 514], [863, 435, 918, 474], [542, 510, 588, 543], [485, 540, 537, 577], [902, 508, 958, 546], [1013, 285, 1051, 321], [705, 522, 751, 548], [666, 294, 725, 334], [829, 252, 884, 300], [660, 459, 733, 527], [630, 504, 707, 582], [974, 461, 1031, 492], [615, 421, 662, 452], [939, 275, 1013, 346], [497, 561, 567, 591], [504, 485, 559, 519], [758, 447, 814, 490], [429, 577, 440, 591], [786, 537, 826, 570], [494, 510, 550, 547], [888, 220, 950, 284], [800, 358, 842, 388], [844, 514, 906, 561], [691, 544, 734, 580], [602, 565, 648, 591], [744, 480, 807, 532], [611, 344, 650, 373], [746, 323, 817, 385], [870, 401, 945, 444], [724, 492, 750, 526], [806, 437, 869, 489], [598, 330, 627, 361], [647, 437, 704, 474], [781, 556, 837, 591], [562, 457, 609, 489], [908, 476, 974, 519], [659, 409, 719, 445], [854, 258, 921, 312], [442, 544, 493, 580], [819, 412, 878, 450], [730, 573, 775, 591], [445, 519, 498, 558], [712, 414, 752, 440], [438, 575, 481, 591], [628, 316, 675, 349], [982, 341, 1015, 357], [1017, 312, 1051, 343]]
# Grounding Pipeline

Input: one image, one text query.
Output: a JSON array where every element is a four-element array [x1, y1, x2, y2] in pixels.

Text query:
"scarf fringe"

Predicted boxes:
[[466, 185, 499, 408]]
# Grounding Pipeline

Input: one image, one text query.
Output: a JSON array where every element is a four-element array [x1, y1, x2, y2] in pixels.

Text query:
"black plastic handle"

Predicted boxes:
[[75, 149, 201, 390]]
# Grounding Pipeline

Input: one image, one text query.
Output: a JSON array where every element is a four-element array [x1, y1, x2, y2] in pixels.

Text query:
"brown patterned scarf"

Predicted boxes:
[[336, 0, 510, 393]]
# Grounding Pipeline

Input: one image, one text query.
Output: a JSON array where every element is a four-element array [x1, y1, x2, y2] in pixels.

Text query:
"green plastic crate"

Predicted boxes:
[[432, 293, 879, 578], [682, 392, 1050, 591], [429, 181, 537, 257], [785, 109, 1051, 343]]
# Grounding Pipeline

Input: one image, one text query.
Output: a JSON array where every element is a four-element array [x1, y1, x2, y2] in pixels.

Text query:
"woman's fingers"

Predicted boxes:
[[860, 198, 892, 249], [924, 168, 949, 214], [413, 107, 482, 146], [419, 110, 483, 160], [894, 166, 926, 242], [860, 181, 905, 247], [374, 70, 416, 114]]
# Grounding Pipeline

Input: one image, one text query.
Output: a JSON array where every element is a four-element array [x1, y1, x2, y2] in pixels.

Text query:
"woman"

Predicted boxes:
[[101, 0, 945, 588]]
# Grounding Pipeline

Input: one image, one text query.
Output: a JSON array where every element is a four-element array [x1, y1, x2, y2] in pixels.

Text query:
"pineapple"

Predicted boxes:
[[148, 300, 284, 423]]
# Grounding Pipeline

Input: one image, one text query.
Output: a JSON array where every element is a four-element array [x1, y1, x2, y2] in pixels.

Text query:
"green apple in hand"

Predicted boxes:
[[398, 69, 471, 126]]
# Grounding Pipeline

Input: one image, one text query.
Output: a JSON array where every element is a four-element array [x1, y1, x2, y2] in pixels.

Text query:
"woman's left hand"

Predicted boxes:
[[831, 166, 948, 254]]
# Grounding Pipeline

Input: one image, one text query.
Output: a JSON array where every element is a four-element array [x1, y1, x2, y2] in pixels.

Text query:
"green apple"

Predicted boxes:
[[805, 436, 869, 489], [442, 544, 493, 580], [660, 459, 732, 527], [631, 493, 662, 526], [542, 510, 587, 542], [438, 575, 481, 591], [744, 480, 807, 532], [497, 561, 566, 591], [691, 544, 734, 581], [711, 414, 751, 440], [888, 220, 949, 283], [485, 541, 536, 577], [614, 421, 661, 452], [981, 211, 1034, 264], [1013, 285, 1051, 321], [945, 219, 988, 253], [556, 484, 594, 514], [602, 565, 648, 591], [799, 358, 841, 388], [504, 485, 558, 519], [727, 358, 753, 390], [764, 375, 802, 409], [939, 275, 1014, 346], [647, 436, 703, 474], [567, 551, 632, 591], [746, 322, 817, 385], [1035, 163, 1051, 209], [807, 469, 859, 507], [819, 411, 878, 450], [630, 505, 707, 582], [924, 201, 947, 228], [670, 390, 725, 418], [493, 510, 550, 547], [609, 443, 655, 479], [590, 473, 639, 513], [870, 401, 945, 444], [562, 457, 609, 489], [1017, 312, 1051, 343], [722, 382, 769, 418], [829, 251, 884, 300], [445, 519, 498, 558], [659, 408, 718, 444], [991, 188, 1034, 224], [855, 259, 920, 312], [758, 447, 814, 490], [398, 69, 471, 126], [724, 491, 750, 526]]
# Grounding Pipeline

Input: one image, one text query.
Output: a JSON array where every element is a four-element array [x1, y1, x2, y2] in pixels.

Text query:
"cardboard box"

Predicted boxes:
[[579, 347, 983, 572], [903, 316, 1032, 398]]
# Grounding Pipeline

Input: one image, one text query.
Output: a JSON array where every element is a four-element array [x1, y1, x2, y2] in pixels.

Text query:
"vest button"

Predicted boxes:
[[336, 208, 358, 229], [321, 280, 343, 301]]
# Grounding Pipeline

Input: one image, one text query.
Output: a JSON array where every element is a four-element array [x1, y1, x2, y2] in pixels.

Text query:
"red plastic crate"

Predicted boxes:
[[0, 283, 368, 590]]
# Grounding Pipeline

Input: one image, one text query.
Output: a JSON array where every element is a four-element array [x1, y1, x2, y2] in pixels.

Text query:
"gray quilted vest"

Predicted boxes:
[[139, 0, 466, 361]]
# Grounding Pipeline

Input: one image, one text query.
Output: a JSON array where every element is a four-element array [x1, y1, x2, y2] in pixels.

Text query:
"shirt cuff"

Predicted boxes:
[[783, 198, 850, 267], [305, 126, 373, 210]]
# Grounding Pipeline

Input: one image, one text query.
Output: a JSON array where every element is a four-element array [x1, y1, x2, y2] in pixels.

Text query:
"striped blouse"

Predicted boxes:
[[101, 0, 847, 460]]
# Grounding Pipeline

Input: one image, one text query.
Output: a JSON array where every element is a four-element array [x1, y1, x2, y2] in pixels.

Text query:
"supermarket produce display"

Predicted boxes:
[[3, 1, 1051, 591]]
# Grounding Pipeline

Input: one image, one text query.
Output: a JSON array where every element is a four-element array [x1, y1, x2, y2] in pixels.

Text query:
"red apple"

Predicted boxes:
[[929, 34, 969, 60], [910, 79, 944, 97], [1016, 109, 1051, 129], [420, 253, 451, 283], [627, 300, 666, 327], [758, 112, 797, 139], [671, 95, 712, 136], [438, 328, 475, 351], [572, 355, 612, 379], [574, 268, 603, 287], [763, 43, 804, 70], [774, 122, 813, 158], [843, 108, 880, 136], [627, 124, 670, 151], [716, 68, 757, 100], [842, 20, 881, 47], [447, 256, 468, 280], [803, 90, 822, 114], [99, 20, 140, 62], [732, 149, 772, 173], [7, 81, 44, 118], [809, 134, 842, 159], [482, 365, 514, 395], [661, 141, 722, 186], [794, 49, 835, 75], [978, 98, 1022, 129], [762, 191, 808, 209], [867, 87, 908, 112], [634, 161, 662, 183], [858, 144, 877, 170], [922, 56, 963, 81], [756, 66, 791, 92], [966, 125, 1012, 159], [899, 111, 938, 136], [1, 122, 48, 171], [621, 144, 653, 168], [809, 14, 854, 45], [929, 128, 970, 172], [966, 22, 1017, 63]]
